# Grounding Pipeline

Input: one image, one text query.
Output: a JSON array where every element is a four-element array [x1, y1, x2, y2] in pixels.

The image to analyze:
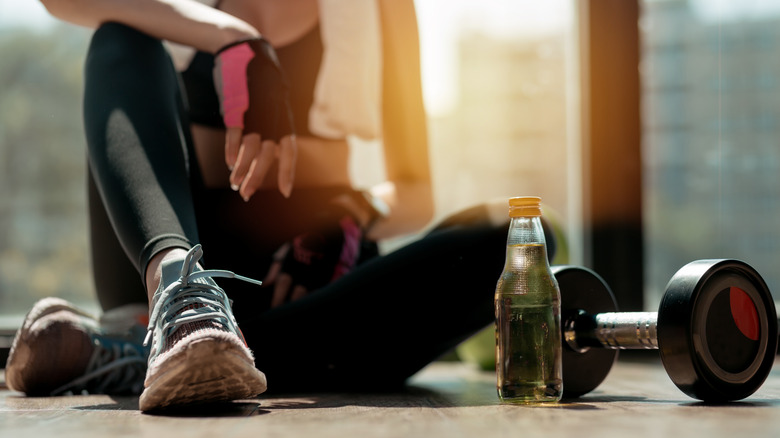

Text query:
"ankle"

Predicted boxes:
[[145, 247, 191, 303]]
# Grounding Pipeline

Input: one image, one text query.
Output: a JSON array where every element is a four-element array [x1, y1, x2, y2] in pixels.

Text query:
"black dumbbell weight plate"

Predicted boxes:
[[553, 265, 619, 397], [658, 259, 778, 401]]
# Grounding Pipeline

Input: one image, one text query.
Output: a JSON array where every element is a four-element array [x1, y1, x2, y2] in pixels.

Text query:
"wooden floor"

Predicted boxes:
[[2, 355, 780, 438]]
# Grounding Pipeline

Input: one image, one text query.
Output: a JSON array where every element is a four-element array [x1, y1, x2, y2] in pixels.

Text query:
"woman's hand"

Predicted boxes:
[[226, 130, 296, 201], [214, 38, 297, 200], [263, 204, 364, 308]]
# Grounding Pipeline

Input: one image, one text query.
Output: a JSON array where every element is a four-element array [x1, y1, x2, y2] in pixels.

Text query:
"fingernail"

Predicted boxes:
[[231, 183, 239, 191], [280, 183, 292, 199]]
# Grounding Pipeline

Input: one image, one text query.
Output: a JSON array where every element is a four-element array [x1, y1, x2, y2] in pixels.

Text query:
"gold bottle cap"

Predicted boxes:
[[509, 196, 542, 217]]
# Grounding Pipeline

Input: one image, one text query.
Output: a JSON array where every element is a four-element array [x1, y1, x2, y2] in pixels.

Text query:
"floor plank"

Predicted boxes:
[[2, 357, 780, 438]]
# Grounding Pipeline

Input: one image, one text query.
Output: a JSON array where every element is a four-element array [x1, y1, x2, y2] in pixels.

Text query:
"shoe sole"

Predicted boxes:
[[139, 336, 267, 412]]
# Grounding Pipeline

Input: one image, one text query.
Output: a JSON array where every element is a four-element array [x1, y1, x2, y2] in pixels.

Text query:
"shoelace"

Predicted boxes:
[[50, 327, 149, 396], [143, 245, 263, 355]]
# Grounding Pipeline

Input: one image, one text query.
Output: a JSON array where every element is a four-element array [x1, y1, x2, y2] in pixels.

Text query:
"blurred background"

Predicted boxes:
[[1, 0, 780, 327]]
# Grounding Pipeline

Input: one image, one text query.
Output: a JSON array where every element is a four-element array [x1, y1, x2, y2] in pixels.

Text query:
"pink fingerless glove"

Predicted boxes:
[[213, 38, 296, 141], [272, 206, 364, 295], [213, 41, 255, 129], [331, 215, 362, 282]]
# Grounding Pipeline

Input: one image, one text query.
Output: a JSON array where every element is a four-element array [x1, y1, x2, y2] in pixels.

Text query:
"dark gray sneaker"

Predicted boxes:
[[5, 297, 149, 396]]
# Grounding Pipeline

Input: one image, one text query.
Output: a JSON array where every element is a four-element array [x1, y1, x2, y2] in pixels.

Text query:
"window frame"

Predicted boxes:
[[579, 0, 644, 311]]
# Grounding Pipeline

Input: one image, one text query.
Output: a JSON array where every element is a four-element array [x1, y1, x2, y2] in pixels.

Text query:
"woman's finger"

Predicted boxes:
[[225, 127, 243, 171], [263, 260, 283, 285], [263, 242, 289, 285], [290, 285, 308, 302], [239, 139, 276, 201], [277, 134, 298, 198], [230, 133, 261, 191], [271, 273, 293, 308]]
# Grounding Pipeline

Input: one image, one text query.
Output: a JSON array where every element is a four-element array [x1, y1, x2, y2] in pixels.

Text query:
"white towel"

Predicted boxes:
[[165, 0, 382, 141], [310, 0, 381, 140]]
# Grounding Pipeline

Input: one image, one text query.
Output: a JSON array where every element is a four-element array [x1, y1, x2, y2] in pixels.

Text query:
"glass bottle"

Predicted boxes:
[[495, 196, 563, 403]]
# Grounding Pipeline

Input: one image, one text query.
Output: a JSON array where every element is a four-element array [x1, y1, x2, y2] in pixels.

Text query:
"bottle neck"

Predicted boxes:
[[504, 216, 550, 268], [506, 216, 547, 246]]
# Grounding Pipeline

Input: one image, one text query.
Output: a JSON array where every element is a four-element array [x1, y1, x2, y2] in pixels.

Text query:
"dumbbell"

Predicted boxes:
[[555, 259, 778, 401]]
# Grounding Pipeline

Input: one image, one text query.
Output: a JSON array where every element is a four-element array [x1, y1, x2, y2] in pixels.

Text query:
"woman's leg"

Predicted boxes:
[[83, 23, 268, 411], [83, 22, 199, 283], [241, 204, 510, 391], [87, 169, 147, 311]]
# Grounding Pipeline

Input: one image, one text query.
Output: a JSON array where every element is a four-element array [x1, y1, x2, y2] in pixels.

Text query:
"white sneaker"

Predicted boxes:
[[139, 245, 267, 412]]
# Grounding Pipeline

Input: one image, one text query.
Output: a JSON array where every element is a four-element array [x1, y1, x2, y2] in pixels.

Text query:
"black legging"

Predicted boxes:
[[84, 23, 516, 392]]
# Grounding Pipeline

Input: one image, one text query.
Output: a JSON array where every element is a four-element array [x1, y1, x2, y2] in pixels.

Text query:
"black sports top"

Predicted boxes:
[[180, 24, 324, 137]]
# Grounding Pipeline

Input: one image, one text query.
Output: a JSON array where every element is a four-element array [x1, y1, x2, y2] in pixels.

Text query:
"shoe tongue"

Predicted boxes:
[[159, 254, 217, 289], [160, 257, 187, 288]]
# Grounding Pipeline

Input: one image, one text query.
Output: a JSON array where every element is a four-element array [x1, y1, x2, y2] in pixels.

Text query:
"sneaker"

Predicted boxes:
[[5, 297, 149, 396], [139, 244, 267, 412]]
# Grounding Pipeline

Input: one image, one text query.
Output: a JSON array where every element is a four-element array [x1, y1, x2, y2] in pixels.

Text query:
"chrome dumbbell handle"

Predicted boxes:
[[592, 312, 658, 349], [564, 311, 658, 352]]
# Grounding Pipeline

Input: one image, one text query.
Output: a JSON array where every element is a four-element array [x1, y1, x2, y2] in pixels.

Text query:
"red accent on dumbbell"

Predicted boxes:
[[730, 286, 760, 341]]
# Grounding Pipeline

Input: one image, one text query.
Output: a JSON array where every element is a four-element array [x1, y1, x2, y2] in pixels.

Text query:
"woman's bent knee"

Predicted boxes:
[[86, 22, 169, 72]]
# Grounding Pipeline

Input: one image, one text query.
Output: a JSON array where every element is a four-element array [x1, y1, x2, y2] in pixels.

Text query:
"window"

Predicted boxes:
[[641, 0, 780, 310], [414, 0, 580, 258], [0, 2, 93, 327]]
